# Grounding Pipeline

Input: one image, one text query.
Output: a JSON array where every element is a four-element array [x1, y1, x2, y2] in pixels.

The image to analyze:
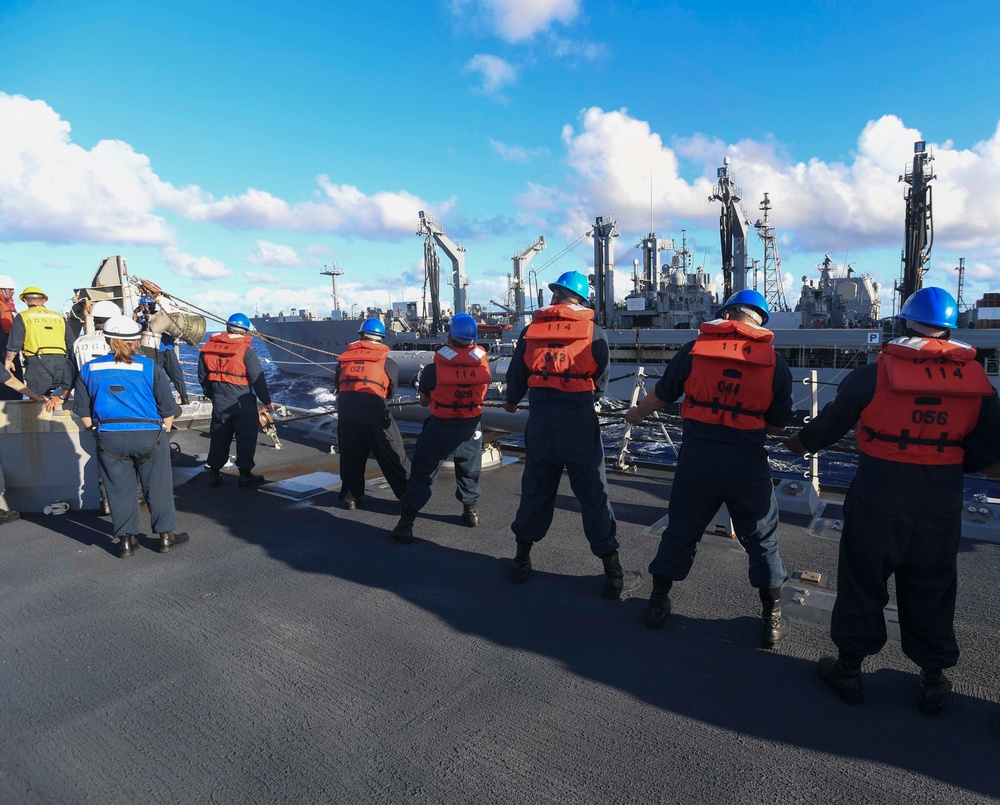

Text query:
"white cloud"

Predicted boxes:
[[488, 138, 549, 163], [549, 34, 606, 62], [452, 0, 581, 42], [245, 240, 301, 267], [162, 248, 234, 280], [0, 92, 449, 248], [245, 271, 283, 285], [463, 54, 517, 100]]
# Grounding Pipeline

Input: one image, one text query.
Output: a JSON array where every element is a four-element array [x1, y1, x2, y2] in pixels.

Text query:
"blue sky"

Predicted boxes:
[[2, 0, 999, 321]]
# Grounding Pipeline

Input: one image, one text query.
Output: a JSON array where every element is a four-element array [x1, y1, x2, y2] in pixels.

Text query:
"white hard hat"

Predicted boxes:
[[0, 275, 15, 289], [102, 315, 143, 341], [90, 300, 122, 319]]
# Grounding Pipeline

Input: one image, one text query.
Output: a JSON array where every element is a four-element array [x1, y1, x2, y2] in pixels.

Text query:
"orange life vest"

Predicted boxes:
[[200, 333, 252, 386], [337, 340, 391, 397], [430, 343, 491, 419], [0, 292, 15, 335], [856, 337, 993, 465], [523, 304, 599, 392], [680, 319, 776, 429]]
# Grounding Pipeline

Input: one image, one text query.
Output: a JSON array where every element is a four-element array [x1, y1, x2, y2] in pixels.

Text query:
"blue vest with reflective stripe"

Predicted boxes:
[[81, 354, 162, 432]]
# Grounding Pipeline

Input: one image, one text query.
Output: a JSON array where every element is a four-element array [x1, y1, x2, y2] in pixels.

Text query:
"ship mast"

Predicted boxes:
[[898, 140, 935, 310], [754, 193, 790, 312], [592, 215, 619, 327], [710, 158, 751, 302], [320, 262, 344, 314], [955, 257, 968, 312]]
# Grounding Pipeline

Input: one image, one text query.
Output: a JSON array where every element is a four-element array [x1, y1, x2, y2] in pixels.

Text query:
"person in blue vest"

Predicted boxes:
[[334, 318, 410, 509], [503, 270, 641, 599], [198, 313, 274, 488], [391, 313, 490, 544], [787, 287, 1000, 713], [157, 333, 190, 405], [626, 289, 794, 647], [74, 316, 188, 558]]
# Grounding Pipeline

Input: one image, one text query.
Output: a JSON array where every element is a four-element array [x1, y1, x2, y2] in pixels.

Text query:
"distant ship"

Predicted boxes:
[[250, 143, 1000, 409]]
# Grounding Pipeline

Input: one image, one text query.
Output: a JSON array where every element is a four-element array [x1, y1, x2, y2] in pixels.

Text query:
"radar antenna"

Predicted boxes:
[[753, 193, 790, 313]]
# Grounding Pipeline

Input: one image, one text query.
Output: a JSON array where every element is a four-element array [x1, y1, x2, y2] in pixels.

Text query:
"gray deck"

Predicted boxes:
[[3, 425, 1000, 803]]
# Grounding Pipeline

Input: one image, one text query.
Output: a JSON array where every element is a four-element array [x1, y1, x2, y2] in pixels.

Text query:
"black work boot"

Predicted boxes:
[[118, 534, 137, 558], [817, 655, 864, 705], [0, 509, 21, 526], [646, 575, 673, 629], [461, 504, 479, 528], [511, 540, 532, 583], [601, 551, 642, 599], [918, 668, 953, 715], [238, 469, 265, 488], [760, 587, 791, 648], [392, 510, 418, 544], [208, 469, 222, 488], [158, 531, 190, 553]]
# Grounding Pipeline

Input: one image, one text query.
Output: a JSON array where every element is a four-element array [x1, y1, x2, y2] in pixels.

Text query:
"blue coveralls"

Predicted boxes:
[[74, 354, 181, 539], [334, 356, 410, 502], [796, 361, 1000, 669], [648, 339, 793, 589], [6, 311, 70, 396], [399, 362, 482, 513], [504, 321, 618, 558], [157, 334, 189, 403], [198, 338, 272, 473]]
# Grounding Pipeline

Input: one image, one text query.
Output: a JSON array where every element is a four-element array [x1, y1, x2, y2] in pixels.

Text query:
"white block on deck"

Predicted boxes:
[[774, 479, 820, 517], [961, 503, 1000, 544]]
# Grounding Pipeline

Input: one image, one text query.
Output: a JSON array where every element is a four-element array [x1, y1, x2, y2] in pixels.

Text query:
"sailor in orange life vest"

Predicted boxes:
[[74, 316, 189, 558], [786, 287, 1000, 713], [4, 286, 71, 398], [0, 274, 23, 401], [198, 313, 275, 488], [333, 318, 410, 509], [626, 289, 794, 646], [391, 313, 490, 544], [503, 270, 642, 599]]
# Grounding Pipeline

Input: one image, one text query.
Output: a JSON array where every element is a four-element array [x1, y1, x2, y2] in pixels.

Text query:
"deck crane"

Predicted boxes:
[[591, 215, 620, 327], [417, 211, 469, 335], [898, 140, 935, 310], [710, 158, 752, 303], [510, 236, 545, 331]]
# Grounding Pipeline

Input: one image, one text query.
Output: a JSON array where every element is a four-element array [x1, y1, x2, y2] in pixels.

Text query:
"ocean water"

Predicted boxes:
[[179, 340, 998, 498]]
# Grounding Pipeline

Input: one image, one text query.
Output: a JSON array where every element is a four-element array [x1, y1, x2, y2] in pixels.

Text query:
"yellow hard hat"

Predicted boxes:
[[20, 286, 47, 301]]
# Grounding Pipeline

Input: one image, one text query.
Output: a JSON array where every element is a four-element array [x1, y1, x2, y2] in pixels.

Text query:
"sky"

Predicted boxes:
[[2, 0, 999, 324]]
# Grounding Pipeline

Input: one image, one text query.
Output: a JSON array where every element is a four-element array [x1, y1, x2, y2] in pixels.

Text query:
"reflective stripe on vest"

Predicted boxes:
[[200, 333, 252, 386], [856, 337, 993, 465], [21, 306, 67, 356], [81, 355, 162, 432], [681, 319, 776, 429], [430, 344, 491, 418], [523, 304, 598, 392], [337, 340, 391, 397]]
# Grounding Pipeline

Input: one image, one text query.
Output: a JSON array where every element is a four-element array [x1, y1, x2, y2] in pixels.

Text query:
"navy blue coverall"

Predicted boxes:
[[157, 334, 189, 404], [504, 322, 618, 557], [333, 356, 410, 502], [74, 354, 181, 539], [198, 341, 272, 473], [649, 340, 793, 589], [399, 362, 482, 513], [795, 361, 1000, 669]]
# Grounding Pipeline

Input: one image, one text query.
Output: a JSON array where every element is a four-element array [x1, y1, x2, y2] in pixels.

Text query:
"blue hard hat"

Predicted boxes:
[[899, 287, 957, 330], [548, 271, 591, 305], [449, 313, 478, 340], [719, 289, 770, 326], [227, 312, 251, 330], [358, 318, 386, 337]]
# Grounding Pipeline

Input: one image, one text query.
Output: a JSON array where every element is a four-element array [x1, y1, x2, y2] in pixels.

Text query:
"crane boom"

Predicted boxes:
[[417, 211, 468, 317], [710, 159, 751, 302], [511, 236, 545, 331]]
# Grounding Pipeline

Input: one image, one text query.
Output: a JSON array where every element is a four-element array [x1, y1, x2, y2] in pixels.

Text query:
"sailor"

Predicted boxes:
[[334, 318, 410, 509], [0, 274, 22, 400], [503, 270, 641, 599], [158, 332, 190, 405], [626, 289, 794, 647], [74, 316, 188, 558], [4, 286, 70, 397], [391, 313, 489, 544], [786, 287, 1000, 713], [45, 299, 123, 413], [198, 313, 275, 488], [0, 360, 51, 526]]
